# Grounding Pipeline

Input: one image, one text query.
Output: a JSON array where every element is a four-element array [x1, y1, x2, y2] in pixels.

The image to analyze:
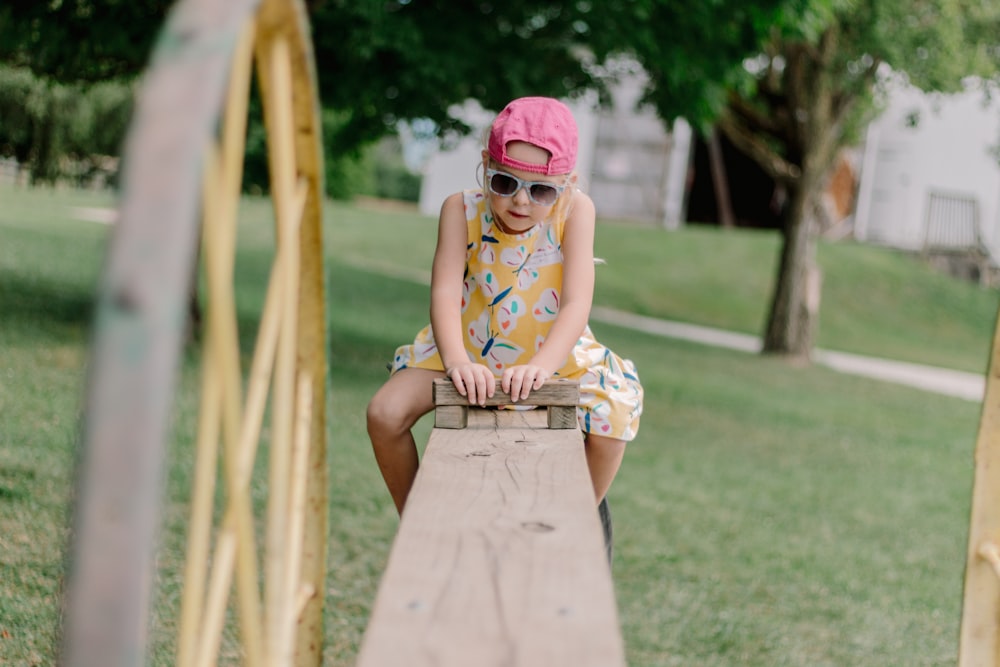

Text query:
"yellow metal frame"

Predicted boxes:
[[175, 1, 327, 665]]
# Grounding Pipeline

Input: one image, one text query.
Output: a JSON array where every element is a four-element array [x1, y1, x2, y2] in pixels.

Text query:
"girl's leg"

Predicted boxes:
[[583, 433, 627, 504], [366, 368, 443, 514]]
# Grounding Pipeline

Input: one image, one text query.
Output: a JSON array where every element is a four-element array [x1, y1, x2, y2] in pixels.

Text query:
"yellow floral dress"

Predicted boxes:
[[391, 189, 643, 441]]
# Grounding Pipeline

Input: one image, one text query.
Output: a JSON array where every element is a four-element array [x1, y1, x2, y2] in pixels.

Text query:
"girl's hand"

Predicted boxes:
[[446, 363, 495, 407], [501, 365, 551, 403]]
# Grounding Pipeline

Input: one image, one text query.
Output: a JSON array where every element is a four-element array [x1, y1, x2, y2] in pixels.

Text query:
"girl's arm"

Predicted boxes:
[[429, 193, 495, 406], [504, 190, 596, 401]]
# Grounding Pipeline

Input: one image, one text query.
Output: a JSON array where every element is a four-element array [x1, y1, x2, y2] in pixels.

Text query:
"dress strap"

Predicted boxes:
[[463, 189, 487, 250]]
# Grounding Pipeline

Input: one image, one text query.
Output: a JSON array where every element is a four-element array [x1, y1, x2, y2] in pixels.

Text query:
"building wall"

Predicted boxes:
[[418, 98, 598, 218], [586, 75, 679, 224], [855, 81, 1000, 259], [417, 81, 689, 227], [418, 79, 1000, 257]]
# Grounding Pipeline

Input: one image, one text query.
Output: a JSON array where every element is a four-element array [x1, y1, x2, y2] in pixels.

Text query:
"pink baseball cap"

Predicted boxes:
[[488, 97, 578, 175]]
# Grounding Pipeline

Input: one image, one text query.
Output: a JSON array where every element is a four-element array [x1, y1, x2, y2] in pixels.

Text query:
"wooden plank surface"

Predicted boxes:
[[356, 409, 626, 667]]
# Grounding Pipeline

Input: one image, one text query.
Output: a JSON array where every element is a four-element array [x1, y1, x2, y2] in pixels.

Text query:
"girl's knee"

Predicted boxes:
[[366, 394, 405, 437], [367, 389, 428, 438], [585, 433, 627, 454], [367, 369, 437, 440]]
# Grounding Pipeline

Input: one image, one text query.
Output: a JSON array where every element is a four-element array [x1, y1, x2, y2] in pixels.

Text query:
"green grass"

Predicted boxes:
[[1, 186, 112, 665], [325, 204, 999, 374], [0, 185, 992, 666]]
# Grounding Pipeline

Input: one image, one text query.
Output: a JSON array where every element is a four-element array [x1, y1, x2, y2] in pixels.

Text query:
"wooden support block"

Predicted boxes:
[[356, 408, 625, 667], [547, 405, 578, 429], [432, 378, 580, 430], [434, 404, 468, 429]]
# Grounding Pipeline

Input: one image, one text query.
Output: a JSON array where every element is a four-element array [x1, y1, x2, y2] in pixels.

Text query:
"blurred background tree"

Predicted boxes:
[[582, 0, 1000, 356], [1, 0, 997, 358]]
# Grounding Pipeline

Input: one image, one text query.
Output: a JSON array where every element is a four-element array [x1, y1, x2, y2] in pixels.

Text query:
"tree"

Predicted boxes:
[[604, 0, 1000, 358], [735, 1, 998, 358], [0, 1, 603, 155], [0, 1, 805, 168], [0, 1, 611, 191], [0, 65, 133, 184], [0, 1, 808, 177], [306, 1, 602, 157], [0, 1, 173, 82], [0, 1, 168, 183], [15, 1, 993, 359]]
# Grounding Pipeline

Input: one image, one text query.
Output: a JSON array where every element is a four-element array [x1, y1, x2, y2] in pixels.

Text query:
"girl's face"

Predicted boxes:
[[482, 141, 574, 233]]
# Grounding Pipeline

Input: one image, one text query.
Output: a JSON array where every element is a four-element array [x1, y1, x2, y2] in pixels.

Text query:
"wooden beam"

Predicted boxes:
[[357, 401, 625, 666], [432, 378, 580, 429]]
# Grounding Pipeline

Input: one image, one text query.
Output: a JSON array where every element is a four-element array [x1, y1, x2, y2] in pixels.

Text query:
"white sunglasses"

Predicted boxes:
[[485, 168, 566, 206]]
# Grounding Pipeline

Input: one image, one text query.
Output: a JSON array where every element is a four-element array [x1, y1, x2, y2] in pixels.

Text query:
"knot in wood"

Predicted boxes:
[[521, 521, 555, 533], [467, 449, 493, 458]]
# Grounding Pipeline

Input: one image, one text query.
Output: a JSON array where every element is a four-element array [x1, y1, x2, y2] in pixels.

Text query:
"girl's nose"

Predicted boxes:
[[512, 185, 531, 206]]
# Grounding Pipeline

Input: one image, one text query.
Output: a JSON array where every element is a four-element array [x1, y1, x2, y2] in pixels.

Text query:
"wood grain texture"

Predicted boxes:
[[432, 378, 581, 430], [357, 409, 625, 667], [547, 405, 578, 429], [432, 378, 580, 407], [434, 405, 468, 429]]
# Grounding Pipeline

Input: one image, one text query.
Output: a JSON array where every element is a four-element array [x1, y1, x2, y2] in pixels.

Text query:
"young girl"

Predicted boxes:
[[366, 96, 643, 515]]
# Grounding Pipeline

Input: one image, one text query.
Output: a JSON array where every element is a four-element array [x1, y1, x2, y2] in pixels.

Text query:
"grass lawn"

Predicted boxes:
[[0, 186, 993, 665]]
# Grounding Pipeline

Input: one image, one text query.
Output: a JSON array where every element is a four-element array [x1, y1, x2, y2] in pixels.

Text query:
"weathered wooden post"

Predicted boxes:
[[60, 0, 329, 665]]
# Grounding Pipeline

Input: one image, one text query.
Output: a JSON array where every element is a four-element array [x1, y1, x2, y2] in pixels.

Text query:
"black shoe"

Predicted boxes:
[[598, 496, 613, 566]]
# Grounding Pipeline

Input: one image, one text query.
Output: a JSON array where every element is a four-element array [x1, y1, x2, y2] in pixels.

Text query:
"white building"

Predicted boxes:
[[417, 78, 692, 228], [418, 77, 1000, 266], [418, 97, 599, 217], [854, 80, 1000, 260]]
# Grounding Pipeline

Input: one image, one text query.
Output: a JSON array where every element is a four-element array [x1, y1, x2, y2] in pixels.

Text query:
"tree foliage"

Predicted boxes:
[[0, 1, 172, 82], [306, 1, 599, 156], [723, 0, 1000, 356], [0, 65, 133, 184], [578, 0, 1000, 357], [4, 0, 998, 356]]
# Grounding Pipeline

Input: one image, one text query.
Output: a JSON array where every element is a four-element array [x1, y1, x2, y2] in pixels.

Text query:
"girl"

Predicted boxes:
[[366, 96, 643, 515]]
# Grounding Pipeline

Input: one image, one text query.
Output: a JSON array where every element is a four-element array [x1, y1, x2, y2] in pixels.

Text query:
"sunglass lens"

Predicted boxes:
[[489, 173, 519, 196], [529, 184, 559, 205]]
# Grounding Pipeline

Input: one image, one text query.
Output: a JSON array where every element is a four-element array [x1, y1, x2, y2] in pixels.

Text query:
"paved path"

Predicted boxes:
[[333, 257, 992, 403], [77, 211, 989, 402], [591, 306, 987, 403]]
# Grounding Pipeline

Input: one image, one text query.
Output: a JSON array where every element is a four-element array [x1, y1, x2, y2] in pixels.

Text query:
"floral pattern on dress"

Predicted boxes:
[[391, 189, 643, 441]]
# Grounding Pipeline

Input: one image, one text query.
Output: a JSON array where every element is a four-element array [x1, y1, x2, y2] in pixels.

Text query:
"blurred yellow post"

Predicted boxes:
[[958, 306, 1000, 666], [62, 0, 328, 664], [175, 0, 329, 665]]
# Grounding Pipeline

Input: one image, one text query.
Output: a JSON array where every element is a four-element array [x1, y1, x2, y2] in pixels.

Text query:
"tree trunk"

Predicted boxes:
[[708, 129, 735, 228], [718, 24, 870, 362], [762, 177, 821, 360], [758, 30, 845, 361]]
